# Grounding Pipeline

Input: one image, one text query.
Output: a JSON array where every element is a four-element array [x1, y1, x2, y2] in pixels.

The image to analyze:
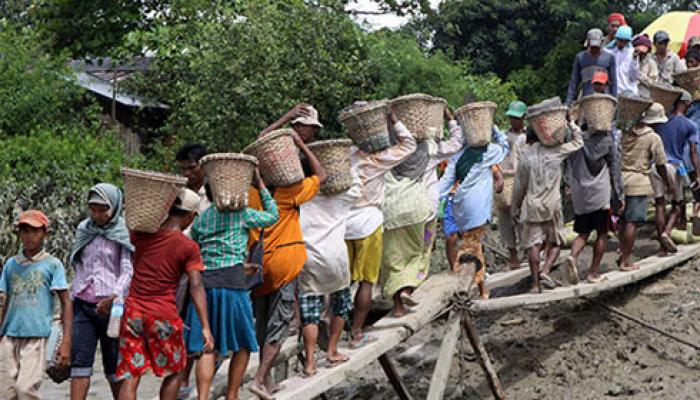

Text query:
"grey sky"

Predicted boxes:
[[347, 0, 442, 29]]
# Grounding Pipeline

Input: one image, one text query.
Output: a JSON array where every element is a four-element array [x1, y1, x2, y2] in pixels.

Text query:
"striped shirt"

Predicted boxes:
[[191, 188, 279, 270], [71, 236, 134, 303]]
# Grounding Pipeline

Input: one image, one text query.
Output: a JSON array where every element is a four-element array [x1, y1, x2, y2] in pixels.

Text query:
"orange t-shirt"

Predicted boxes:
[[249, 176, 320, 296]]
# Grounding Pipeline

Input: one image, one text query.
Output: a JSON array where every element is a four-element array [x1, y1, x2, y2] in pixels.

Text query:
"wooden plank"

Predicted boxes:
[[470, 244, 700, 313], [378, 354, 414, 400], [482, 250, 571, 293], [272, 269, 475, 400], [426, 310, 462, 400], [462, 311, 507, 400]]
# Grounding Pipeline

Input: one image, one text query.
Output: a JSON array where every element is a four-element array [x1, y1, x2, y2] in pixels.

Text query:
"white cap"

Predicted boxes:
[[291, 106, 323, 128], [174, 188, 201, 214]]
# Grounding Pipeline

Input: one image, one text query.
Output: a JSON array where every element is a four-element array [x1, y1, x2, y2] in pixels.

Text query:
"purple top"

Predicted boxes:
[[71, 236, 133, 303]]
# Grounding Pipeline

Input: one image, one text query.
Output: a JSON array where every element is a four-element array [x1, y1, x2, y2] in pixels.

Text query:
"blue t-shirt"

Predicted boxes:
[[684, 103, 700, 171], [654, 115, 699, 166], [0, 255, 68, 337]]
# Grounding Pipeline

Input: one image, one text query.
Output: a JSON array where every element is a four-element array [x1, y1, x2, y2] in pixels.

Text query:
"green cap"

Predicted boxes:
[[505, 100, 527, 118]]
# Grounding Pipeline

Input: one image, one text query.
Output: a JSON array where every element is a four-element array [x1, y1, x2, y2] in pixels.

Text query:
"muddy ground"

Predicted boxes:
[[326, 225, 700, 399]]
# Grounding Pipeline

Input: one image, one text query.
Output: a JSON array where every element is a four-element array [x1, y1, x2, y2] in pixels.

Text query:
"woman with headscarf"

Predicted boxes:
[[381, 105, 464, 317], [438, 126, 509, 299], [69, 183, 134, 400]]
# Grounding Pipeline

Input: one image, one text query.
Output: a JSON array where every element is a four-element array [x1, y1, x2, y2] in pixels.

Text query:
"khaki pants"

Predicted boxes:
[[0, 337, 47, 400]]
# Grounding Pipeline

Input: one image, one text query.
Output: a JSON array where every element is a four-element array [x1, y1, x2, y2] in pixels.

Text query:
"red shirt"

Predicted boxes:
[[126, 229, 204, 319]]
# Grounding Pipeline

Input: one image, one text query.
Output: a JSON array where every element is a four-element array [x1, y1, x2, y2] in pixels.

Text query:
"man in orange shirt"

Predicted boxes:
[[248, 133, 327, 398]]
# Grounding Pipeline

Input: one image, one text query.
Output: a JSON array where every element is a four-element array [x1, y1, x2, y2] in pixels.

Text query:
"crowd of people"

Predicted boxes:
[[0, 10, 699, 400]]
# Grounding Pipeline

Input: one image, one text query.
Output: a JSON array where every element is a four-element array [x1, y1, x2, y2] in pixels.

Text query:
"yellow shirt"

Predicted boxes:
[[621, 126, 667, 196]]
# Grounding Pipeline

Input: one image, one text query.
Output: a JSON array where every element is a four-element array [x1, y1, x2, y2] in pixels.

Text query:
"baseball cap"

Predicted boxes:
[[586, 28, 604, 48], [654, 30, 671, 44], [173, 188, 201, 214], [615, 26, 633, 41], [681, 90, 692, 102], [291, 106, 323, 128], [505, 100, 527, 118], [592, 71, 609, 85], [15, 210, 50, 229], [642, 103, 669, 125], [689, 36, 700, 49]]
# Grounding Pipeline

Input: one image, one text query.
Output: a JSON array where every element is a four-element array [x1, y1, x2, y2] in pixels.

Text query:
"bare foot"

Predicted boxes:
[[327, 353, 349, 367], [479, 291, 490, 300], [620, 262, 640, 271], [508, 261, 522, 270], [249, 382, 274, 400], [528, 286, 541, 294]]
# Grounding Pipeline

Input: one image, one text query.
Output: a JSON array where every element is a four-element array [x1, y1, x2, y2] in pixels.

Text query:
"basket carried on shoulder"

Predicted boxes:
[[649, 83, 684, 114], [455, 101, 497, 147], [243, 129, 304, 188], [580, 94, 617, 132], [122, 168, 187, 233], [617, 95, 653, 132], [494, 175, 515, 209], [527, 106, 569, 147], [673, 67, 700, 100], [200, 153, 258, 211], [338, 101, 390, 153], [390, 94, 447, 140], [307, 139, 353, 195]]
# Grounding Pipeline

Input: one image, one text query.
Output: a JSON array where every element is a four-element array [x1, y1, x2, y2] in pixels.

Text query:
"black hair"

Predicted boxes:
[[686, 48, 700, 63], [526, 127, 539, 144], [175, 143, 207, 163], [204, 183, 214, 202], [168, 197, 191, 217]]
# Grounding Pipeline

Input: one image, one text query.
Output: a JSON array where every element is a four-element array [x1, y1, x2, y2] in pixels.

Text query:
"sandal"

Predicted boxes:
[[248, 383, 275, 400], [348, 333, 378, 350], [399, 292, 419, 307], [177, 386, 193, 400], [586, 275, 609, 284], [563, 256, 580, 285], [327, 354, 350, 367], [660, 233, 678, 253], [539, 273, 557, 290]]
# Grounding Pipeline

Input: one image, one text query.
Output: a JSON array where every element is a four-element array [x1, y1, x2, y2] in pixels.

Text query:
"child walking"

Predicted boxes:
[[0, 210, 73, 400], [69, 183, 134, 400]]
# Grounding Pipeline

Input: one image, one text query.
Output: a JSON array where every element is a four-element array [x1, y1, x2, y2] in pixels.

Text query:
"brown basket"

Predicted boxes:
[[455, 101, 497, 147], [580, 94, 617, 132], [649, 83, 683, 114], [243, 129, 304, 188], [338, 101, 390, 153], [673, 67, 700, 100], [122, 168, 187, 233], [200, 153, 258, 211], [494, 175, 514, 209], [307, 139, 353, 195], [527, 106, 569, 146], [617, 95, 653, 132], [390, 94, 447, 140]]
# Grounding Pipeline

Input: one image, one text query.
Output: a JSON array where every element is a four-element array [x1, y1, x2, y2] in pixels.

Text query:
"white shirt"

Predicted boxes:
[[184, 186, 211, 237], [606, 44, 639, 95]]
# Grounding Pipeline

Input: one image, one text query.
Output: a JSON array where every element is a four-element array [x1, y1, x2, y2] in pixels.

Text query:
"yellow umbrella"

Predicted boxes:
[[642, 11, 700, 58]]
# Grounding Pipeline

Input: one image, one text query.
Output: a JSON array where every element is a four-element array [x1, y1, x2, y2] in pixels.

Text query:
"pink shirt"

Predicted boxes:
[[71, 236, 133, 303]]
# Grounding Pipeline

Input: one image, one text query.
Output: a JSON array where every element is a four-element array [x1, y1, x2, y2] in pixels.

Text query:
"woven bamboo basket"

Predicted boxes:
[[673, 67, 700, 101], [455, 101, 497, 147], [307, 139, 353, 195], [580, 94, 617, 132], [338, 101, 390, 153], [390, 94, 447, 140], [243, 129, 304, 188], [122, 168, 187, 233], [200, 153, 258, 211], [617, 95, 653, 132], [527, 106, 569, 146], [650, 83, 684, 114], [494, 175, 514, 209]]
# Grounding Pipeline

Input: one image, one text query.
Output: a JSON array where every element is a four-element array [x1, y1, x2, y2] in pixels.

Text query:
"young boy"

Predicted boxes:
[[117, 190, 214, 400], [0, 210, 72, 399], [512, 120, 583, 293], [345, 106, 416, 348], [620, 104, 672, 271], [249, 133, 327, 398], [261, 103, 323, 143]]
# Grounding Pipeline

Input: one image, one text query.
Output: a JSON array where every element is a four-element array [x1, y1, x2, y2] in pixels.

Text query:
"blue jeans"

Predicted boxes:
[[70, 298, 120, 381]]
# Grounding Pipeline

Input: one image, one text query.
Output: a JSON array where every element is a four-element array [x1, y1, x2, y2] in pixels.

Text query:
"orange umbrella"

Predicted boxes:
[[642, 11, 700, 58]]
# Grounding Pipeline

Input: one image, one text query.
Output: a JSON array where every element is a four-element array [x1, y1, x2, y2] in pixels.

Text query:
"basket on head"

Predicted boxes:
[[243, 129, 304, 188], [673, 67, 700, 100], [455, 101, 497, 147], [389, 94, 447, 140], [122, 168, 187, 233], [338, 101, 390, 153], [200, 153, 258, 211], [526, 106, 569, 147], [649, 83, 684, 114], [307, 139, 353, 195], [617, 95, 653, 132], [494, 175, 514, 209], [580, 94, 617, 132]]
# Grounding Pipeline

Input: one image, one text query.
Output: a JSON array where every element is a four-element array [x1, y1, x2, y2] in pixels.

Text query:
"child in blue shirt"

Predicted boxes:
[[0, 210, 72, 399]]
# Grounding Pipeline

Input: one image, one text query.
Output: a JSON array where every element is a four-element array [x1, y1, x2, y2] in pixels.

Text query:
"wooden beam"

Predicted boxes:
[[426, 310, 462, 400], [378, 353, 414, 400], [469, 244, 700, 313], [462, 311, 507, 400]]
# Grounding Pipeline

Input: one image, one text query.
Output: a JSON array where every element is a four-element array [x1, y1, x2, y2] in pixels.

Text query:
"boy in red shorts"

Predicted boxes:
[[116, 189, 214, 400]]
